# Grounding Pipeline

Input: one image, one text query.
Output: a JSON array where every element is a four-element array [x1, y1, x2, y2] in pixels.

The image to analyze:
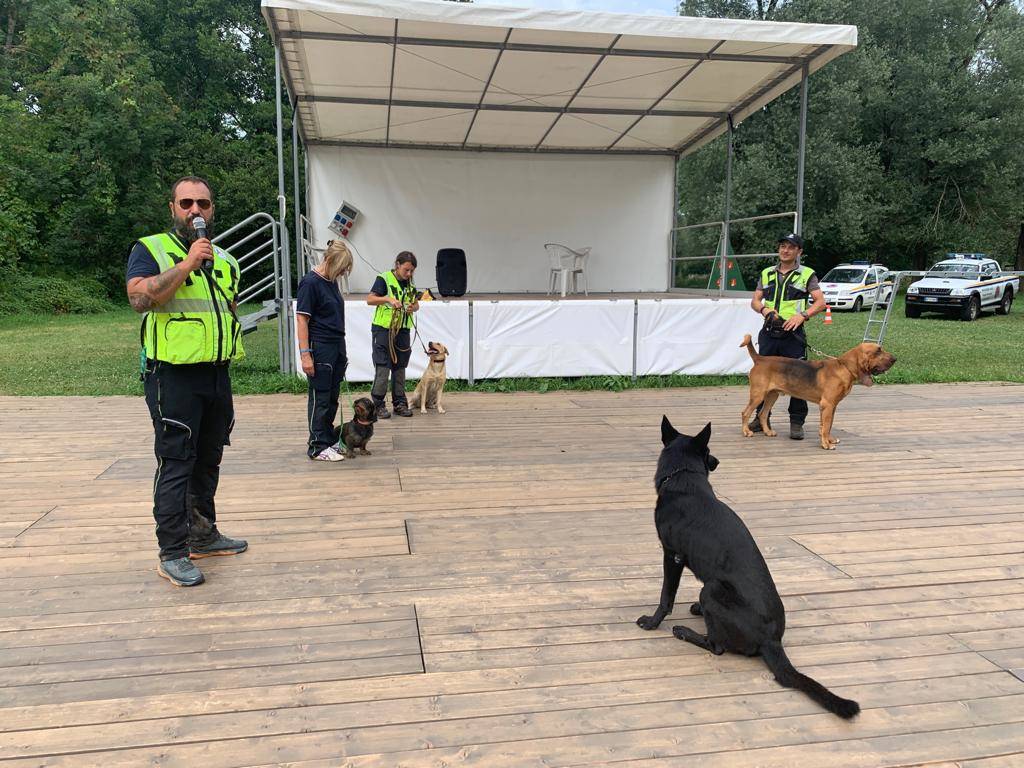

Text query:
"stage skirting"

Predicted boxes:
[[293, 298, 762, 382]]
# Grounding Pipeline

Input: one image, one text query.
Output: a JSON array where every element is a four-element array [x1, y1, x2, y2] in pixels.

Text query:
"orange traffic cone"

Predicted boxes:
[[823, 305, 833, 326]]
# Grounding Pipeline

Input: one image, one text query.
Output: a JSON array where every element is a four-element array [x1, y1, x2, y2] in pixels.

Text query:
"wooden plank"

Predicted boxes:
[[0, 385, 1021, 767]]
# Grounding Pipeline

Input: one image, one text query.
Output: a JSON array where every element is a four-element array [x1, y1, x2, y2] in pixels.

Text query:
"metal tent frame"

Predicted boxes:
[[259, 0, 854, 371]]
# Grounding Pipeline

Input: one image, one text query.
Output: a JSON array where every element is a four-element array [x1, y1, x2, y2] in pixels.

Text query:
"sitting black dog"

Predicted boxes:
[[636, 416, 860, 719], [339, 397, 377, 459]]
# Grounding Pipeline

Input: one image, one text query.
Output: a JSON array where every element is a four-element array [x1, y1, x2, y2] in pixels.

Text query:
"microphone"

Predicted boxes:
[[192, 216, 213, 271]]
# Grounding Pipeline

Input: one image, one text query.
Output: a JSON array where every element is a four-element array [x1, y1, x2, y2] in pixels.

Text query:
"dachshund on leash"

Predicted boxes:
[[740, 334, 896, 450], [339, 397, 377, 458], [637, 417, 860, 719]]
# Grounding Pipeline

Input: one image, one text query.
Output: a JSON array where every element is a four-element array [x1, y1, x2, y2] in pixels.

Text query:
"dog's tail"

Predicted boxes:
[[761, 641, 860, 719], [741, 334, 759, 362]]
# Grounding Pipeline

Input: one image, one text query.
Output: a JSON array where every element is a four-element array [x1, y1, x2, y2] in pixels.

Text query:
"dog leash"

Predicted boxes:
[[805, 343, 836, 360]]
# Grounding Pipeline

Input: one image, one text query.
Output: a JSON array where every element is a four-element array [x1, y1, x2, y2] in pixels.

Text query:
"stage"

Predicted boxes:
[[300, 292, 763, 382], [3, 383, 1023, 766]]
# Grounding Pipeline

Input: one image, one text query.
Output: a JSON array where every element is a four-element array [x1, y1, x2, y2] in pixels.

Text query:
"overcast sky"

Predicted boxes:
[[472, 0, 681, 17]]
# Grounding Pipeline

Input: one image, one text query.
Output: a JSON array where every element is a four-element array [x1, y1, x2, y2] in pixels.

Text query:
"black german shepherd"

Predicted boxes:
[[636, 417, 860, 719]]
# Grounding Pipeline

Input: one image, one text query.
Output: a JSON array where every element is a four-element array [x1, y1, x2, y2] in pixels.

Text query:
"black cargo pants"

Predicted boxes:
[[755, 325, 809, 426], [370, 326, 410, 408], [144, 361, 234, 560], [306, 340, 347, 458]]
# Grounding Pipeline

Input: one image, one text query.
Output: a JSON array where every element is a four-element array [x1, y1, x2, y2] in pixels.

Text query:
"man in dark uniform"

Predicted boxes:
[[126, 176, 248, 587], [748, 233, 827, 440]]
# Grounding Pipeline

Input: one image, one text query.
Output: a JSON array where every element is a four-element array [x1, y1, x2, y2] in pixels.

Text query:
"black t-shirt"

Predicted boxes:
[[126, 241, 161, 281], [296, 271, 345, 343], [125, 232, 195, 281], [370, 274, 412, 297]]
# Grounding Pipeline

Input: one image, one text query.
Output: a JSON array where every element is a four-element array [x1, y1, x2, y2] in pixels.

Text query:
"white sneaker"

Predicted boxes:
[[313, 446, 345, 462]]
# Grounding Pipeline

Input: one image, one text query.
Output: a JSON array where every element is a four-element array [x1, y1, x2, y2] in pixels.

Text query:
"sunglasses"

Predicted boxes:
[[176, 198, 212, 210]]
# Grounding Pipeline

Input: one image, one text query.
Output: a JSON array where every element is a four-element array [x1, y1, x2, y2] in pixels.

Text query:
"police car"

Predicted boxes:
[[820, 262, 893, 311], [905, 253, 1017, 321]]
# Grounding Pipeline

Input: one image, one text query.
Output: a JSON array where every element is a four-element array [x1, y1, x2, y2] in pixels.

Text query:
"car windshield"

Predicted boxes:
[[822, 268, 866, 283], [927, 263, 981, 279]]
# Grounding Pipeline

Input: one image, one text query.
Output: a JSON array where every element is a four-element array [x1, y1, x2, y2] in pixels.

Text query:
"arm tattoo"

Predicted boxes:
[[128, 264, 186, 312], [130, 293, 155, 312], [151, 268, 183, 293]]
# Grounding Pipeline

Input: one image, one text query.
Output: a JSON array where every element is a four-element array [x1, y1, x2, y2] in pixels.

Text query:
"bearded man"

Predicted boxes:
[[125, 176, 248, 587]]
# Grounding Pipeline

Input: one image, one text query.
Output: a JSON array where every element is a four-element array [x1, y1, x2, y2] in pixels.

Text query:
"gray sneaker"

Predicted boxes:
[[375, 403, 391, 420], [190, 532, 248, 559], [789, 423, 805, 440], [158, 556, 205, 587]]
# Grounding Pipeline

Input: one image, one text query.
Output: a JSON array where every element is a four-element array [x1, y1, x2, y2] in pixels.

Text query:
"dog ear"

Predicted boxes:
[[661, 415, 680, 446], [694, 422, 712, 449]]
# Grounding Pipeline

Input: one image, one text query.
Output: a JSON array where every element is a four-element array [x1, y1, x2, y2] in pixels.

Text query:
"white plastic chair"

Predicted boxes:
[[545, 243, 591, 296]]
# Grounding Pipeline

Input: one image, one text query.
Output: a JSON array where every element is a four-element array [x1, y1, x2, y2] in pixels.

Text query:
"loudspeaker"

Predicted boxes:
[[436, 248, 467, 297]]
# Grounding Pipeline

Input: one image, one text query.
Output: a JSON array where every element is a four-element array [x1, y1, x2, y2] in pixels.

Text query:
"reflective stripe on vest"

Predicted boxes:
[[371, 270, 417, 329], [761, 264, 815, 320], [140, 233, 245, 364]]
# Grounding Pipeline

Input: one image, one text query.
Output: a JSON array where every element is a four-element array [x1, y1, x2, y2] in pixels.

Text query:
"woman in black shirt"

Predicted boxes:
[[296, 241, 352, 461]]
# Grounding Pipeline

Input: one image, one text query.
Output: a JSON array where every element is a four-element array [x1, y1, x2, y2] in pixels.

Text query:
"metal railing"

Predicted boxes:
[[212, 212, 294, 373], [670, 211, 797, 296]]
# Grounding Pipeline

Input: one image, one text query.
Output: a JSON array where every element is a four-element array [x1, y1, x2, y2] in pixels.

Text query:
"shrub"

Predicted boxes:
[[0, 272, 115, 316]]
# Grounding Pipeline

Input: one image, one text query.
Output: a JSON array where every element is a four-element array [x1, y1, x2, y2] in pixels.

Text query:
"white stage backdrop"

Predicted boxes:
[[473, 300, 635, 378], [636, 299, 763, 375], [307, 146, 674, 294], [292, 301, 471, 383], [294, 297, 763, 382]]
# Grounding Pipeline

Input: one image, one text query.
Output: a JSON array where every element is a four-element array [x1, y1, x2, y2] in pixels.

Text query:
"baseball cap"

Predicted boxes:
[[778, 233, 804, 249]]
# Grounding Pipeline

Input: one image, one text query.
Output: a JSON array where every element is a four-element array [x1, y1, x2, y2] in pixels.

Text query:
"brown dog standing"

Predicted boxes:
[[408, 341, 448, 414], [741, 334, 895, 450]]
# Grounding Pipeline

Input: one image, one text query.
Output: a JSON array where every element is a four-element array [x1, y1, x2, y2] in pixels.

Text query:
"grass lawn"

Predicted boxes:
[[1, 297, 1021, 396]]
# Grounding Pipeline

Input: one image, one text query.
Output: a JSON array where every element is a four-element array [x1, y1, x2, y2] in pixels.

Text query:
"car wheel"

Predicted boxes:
[[996, 287, 1013, 315], [852, 296, 863, 312], [905, 303, 921, 318], [960, 294, 980, 321]]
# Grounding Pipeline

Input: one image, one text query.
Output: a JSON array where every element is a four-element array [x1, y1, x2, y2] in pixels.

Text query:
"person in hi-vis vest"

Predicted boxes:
[[126, 176, 248, 587], [366, 252, 420, 418], [748, 233, 827, 441]]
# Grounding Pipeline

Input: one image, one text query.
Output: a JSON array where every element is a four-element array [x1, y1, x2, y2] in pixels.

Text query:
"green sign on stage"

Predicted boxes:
[[707, 241, 747, 291]]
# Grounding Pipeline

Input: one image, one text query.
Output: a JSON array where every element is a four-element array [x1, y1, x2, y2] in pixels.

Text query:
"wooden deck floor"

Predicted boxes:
[[2, 383, 1023, 767]]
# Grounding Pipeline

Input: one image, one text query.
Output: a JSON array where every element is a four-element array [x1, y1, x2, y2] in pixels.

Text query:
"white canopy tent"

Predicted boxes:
[[263, 0, 856, 155], [258, 0, 856, 373]]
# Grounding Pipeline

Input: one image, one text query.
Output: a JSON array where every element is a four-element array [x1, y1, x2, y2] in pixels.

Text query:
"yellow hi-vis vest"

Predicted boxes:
[[371, 270, 417, 330], [760, 264, 816, 320], [139, 233, 245, 364]]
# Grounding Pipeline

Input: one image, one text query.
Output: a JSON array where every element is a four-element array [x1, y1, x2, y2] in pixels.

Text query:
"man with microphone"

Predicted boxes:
[[126, 176, 248, 587]]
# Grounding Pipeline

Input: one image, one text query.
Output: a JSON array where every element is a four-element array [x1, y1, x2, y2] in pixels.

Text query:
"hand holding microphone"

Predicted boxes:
[[189, 215, 214, 272]]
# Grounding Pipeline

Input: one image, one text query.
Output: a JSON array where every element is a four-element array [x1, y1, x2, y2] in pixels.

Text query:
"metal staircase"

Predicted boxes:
[[212, 212, 295, 373]]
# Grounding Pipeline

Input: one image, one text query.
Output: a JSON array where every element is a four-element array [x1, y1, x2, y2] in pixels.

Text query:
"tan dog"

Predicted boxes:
[[408, 341, 449, 414], [740, 334, 896, 450]]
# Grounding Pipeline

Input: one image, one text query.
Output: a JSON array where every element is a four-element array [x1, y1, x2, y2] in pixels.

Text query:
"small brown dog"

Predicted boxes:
[[740, 334, 896, 450], [408, 341, 449, 414], [339, 397, 377, 458]]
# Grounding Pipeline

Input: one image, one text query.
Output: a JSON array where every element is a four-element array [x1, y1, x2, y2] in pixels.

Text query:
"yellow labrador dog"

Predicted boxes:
[[408, 341, 449, 414]]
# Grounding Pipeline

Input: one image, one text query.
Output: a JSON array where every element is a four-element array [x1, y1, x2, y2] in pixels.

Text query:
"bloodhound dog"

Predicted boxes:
[[740, 334, 896, 450]]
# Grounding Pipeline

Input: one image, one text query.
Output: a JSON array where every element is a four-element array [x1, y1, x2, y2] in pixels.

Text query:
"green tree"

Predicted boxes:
[[1, 0, 297, 299], [678, 0, 1024, 271]]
